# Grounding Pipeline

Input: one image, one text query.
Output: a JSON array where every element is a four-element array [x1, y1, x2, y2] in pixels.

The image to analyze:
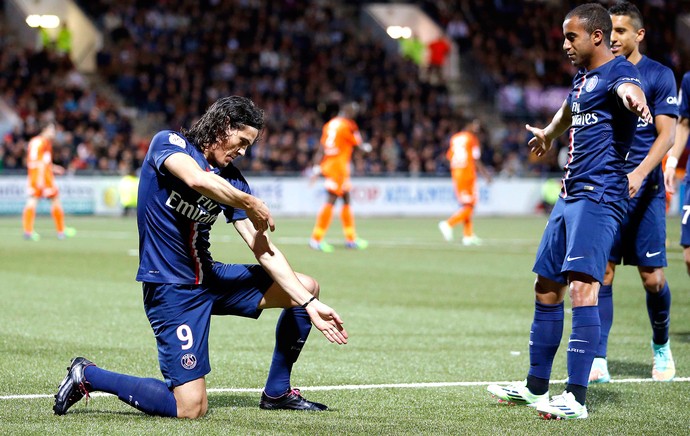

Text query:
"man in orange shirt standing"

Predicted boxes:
[[438, 118, 491, 246], [22, 123, 75, 241], [310, 102, 371, 252]]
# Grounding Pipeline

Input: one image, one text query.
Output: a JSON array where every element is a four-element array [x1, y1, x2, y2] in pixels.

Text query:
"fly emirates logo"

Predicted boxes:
[[571, 101, 598, 126], [165, 191, 219, 224]]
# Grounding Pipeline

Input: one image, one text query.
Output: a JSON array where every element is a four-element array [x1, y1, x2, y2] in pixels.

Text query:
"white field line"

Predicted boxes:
[[3, 377, 689, 401]]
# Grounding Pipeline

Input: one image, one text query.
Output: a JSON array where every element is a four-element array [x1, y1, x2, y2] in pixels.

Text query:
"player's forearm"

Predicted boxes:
[[256, 244, 313, 305], [191, 172, 257, 210], [634, 136, 674, 179], [544, 101, 571, 141], [668, 118, 689, 166], [634, 116, 676, 178]]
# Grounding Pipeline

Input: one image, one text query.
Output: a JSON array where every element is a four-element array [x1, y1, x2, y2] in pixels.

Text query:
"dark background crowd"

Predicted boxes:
[[1, 0, 689, 179]]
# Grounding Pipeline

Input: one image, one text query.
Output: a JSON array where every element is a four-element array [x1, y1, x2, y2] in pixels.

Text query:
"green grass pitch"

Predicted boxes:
[[0, 214, 688, 434]]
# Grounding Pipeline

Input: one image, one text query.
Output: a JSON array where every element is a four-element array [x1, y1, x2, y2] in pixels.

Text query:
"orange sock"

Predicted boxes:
[[447, 206, 472, 228], [311, 203, 334, 241], [464, 218, 474, 238], [22, 205, 36, 234], [341, 204, 356, 242], [51, 203, 65, 233]]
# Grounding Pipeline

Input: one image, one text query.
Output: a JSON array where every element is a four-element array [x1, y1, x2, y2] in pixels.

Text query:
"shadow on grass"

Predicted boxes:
[[66, 408, 144, 417], [587, 387, 623, 412], [670, 331, 690, 344], [608, 359, 648, 378], [208, 393, 259, 409]]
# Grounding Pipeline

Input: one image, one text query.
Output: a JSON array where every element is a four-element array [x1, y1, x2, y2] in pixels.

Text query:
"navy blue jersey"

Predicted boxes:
[[626, 56, 679, 197], [136, 130, 251, 284], [562, 56, 642, 202], [680, 72, 690, 182]]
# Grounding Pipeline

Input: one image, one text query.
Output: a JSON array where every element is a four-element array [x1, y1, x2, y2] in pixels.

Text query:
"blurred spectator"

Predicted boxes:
[[427, 36, 451, 86]]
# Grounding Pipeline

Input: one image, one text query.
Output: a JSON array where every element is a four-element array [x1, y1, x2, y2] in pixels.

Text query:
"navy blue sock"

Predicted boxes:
[[84, 366, 177, 417], [566, 306, 600, 400], [596, 284, 613, 357], [264, 307, 312, 397], [527, 301, 564, 392], [647, 282, 671, 345]]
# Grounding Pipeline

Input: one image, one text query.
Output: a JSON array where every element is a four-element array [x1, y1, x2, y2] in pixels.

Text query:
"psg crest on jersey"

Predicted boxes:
[[585, 76, 599, 92], [181, 353, 197, 370]]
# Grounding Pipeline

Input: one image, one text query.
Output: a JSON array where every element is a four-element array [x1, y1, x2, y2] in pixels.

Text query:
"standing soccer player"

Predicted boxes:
[[664, 71, 690, 276], [487, 4, 652, 419], [54, 96, 348, 419], [589, 1, 678, 384], [438, 118, 491, 246], [22, 123, 75, 241], [309, 101, 371, 252]]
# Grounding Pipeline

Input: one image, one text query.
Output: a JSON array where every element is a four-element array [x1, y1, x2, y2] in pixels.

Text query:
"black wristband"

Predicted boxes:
[[301, 296, 317, 308]]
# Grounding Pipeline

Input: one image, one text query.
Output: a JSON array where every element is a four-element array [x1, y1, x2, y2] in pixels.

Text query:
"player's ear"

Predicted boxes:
[[635, 28, 645, 44], [591, 28, 604, 46]]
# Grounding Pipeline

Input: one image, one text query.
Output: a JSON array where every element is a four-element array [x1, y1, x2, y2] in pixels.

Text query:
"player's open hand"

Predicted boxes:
[[306, 300, 348, 345], [625, 93, 653, 124], [246, 197, 275, 232], [525, 124, 551, 157]]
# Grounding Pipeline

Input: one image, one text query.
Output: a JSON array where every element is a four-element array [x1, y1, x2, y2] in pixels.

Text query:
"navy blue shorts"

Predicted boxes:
[[681, 181, 690, 247], [609, 195, 667, 267], [533, 197, 626, 284], [143, 263, 273, 388]]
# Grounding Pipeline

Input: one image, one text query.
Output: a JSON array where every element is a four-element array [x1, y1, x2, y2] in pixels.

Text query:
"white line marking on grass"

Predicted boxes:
[[3, 377, 689, 401]]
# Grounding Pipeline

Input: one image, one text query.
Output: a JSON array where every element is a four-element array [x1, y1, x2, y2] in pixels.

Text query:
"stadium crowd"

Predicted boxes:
[[1, 0, 689, 178]]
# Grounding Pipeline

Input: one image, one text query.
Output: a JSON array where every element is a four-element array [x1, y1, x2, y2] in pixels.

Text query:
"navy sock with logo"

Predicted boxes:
[[264, 307, 312, 397], [566, 305, 600, 405], [526, 301, 564, 394], [647, 282, 671, 345], [84, 366, 177, 417]]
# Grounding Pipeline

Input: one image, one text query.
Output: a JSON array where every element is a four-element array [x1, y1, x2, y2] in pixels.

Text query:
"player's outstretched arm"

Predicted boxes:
[[526, 99, 571, 157], [617, 83, 653, 123], [665, 116, 689, 194], [164, 152, 274, 232], [233, 219, 348, 344]]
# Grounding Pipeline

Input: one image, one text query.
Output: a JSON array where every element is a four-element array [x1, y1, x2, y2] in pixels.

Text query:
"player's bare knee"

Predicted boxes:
[[297, 273, 320, 298], [569, 281, 598, 307], [533, 276, 565, 304], [640, 269, 666, 293], [176, 397, 207, 419]]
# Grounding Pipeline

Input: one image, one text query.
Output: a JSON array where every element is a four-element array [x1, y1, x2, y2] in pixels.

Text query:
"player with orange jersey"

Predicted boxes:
[[22, 123, 75, 241], [438, 118, 491, 245], [309, 102, 371, 252]]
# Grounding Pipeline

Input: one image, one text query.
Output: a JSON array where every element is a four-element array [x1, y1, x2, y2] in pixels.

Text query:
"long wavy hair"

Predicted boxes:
[[182, 96, 265, 151]]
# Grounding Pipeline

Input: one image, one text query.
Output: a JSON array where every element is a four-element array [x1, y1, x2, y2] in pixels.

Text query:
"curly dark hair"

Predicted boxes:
[[566, 3, 613, 47], [182, 96, 265, 151]]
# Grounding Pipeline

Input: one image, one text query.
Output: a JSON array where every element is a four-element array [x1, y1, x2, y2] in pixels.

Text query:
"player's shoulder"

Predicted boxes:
[[608, 55, 639, 76], [151, 130, 188, 147], [28, 135, 45, 146], [639, 56, 674, 79]]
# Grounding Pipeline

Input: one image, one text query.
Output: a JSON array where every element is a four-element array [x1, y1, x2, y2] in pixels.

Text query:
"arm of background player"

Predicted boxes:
[[164, 152, 275, 232], [664, 116, 690, 194], [628, 114, 676, 198], [525, 98, 572, 157], [233, 218, 348, 344]]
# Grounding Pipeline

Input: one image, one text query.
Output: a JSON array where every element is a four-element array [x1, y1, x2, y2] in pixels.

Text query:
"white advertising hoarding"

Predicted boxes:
[[0, 176, 547, 216]]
